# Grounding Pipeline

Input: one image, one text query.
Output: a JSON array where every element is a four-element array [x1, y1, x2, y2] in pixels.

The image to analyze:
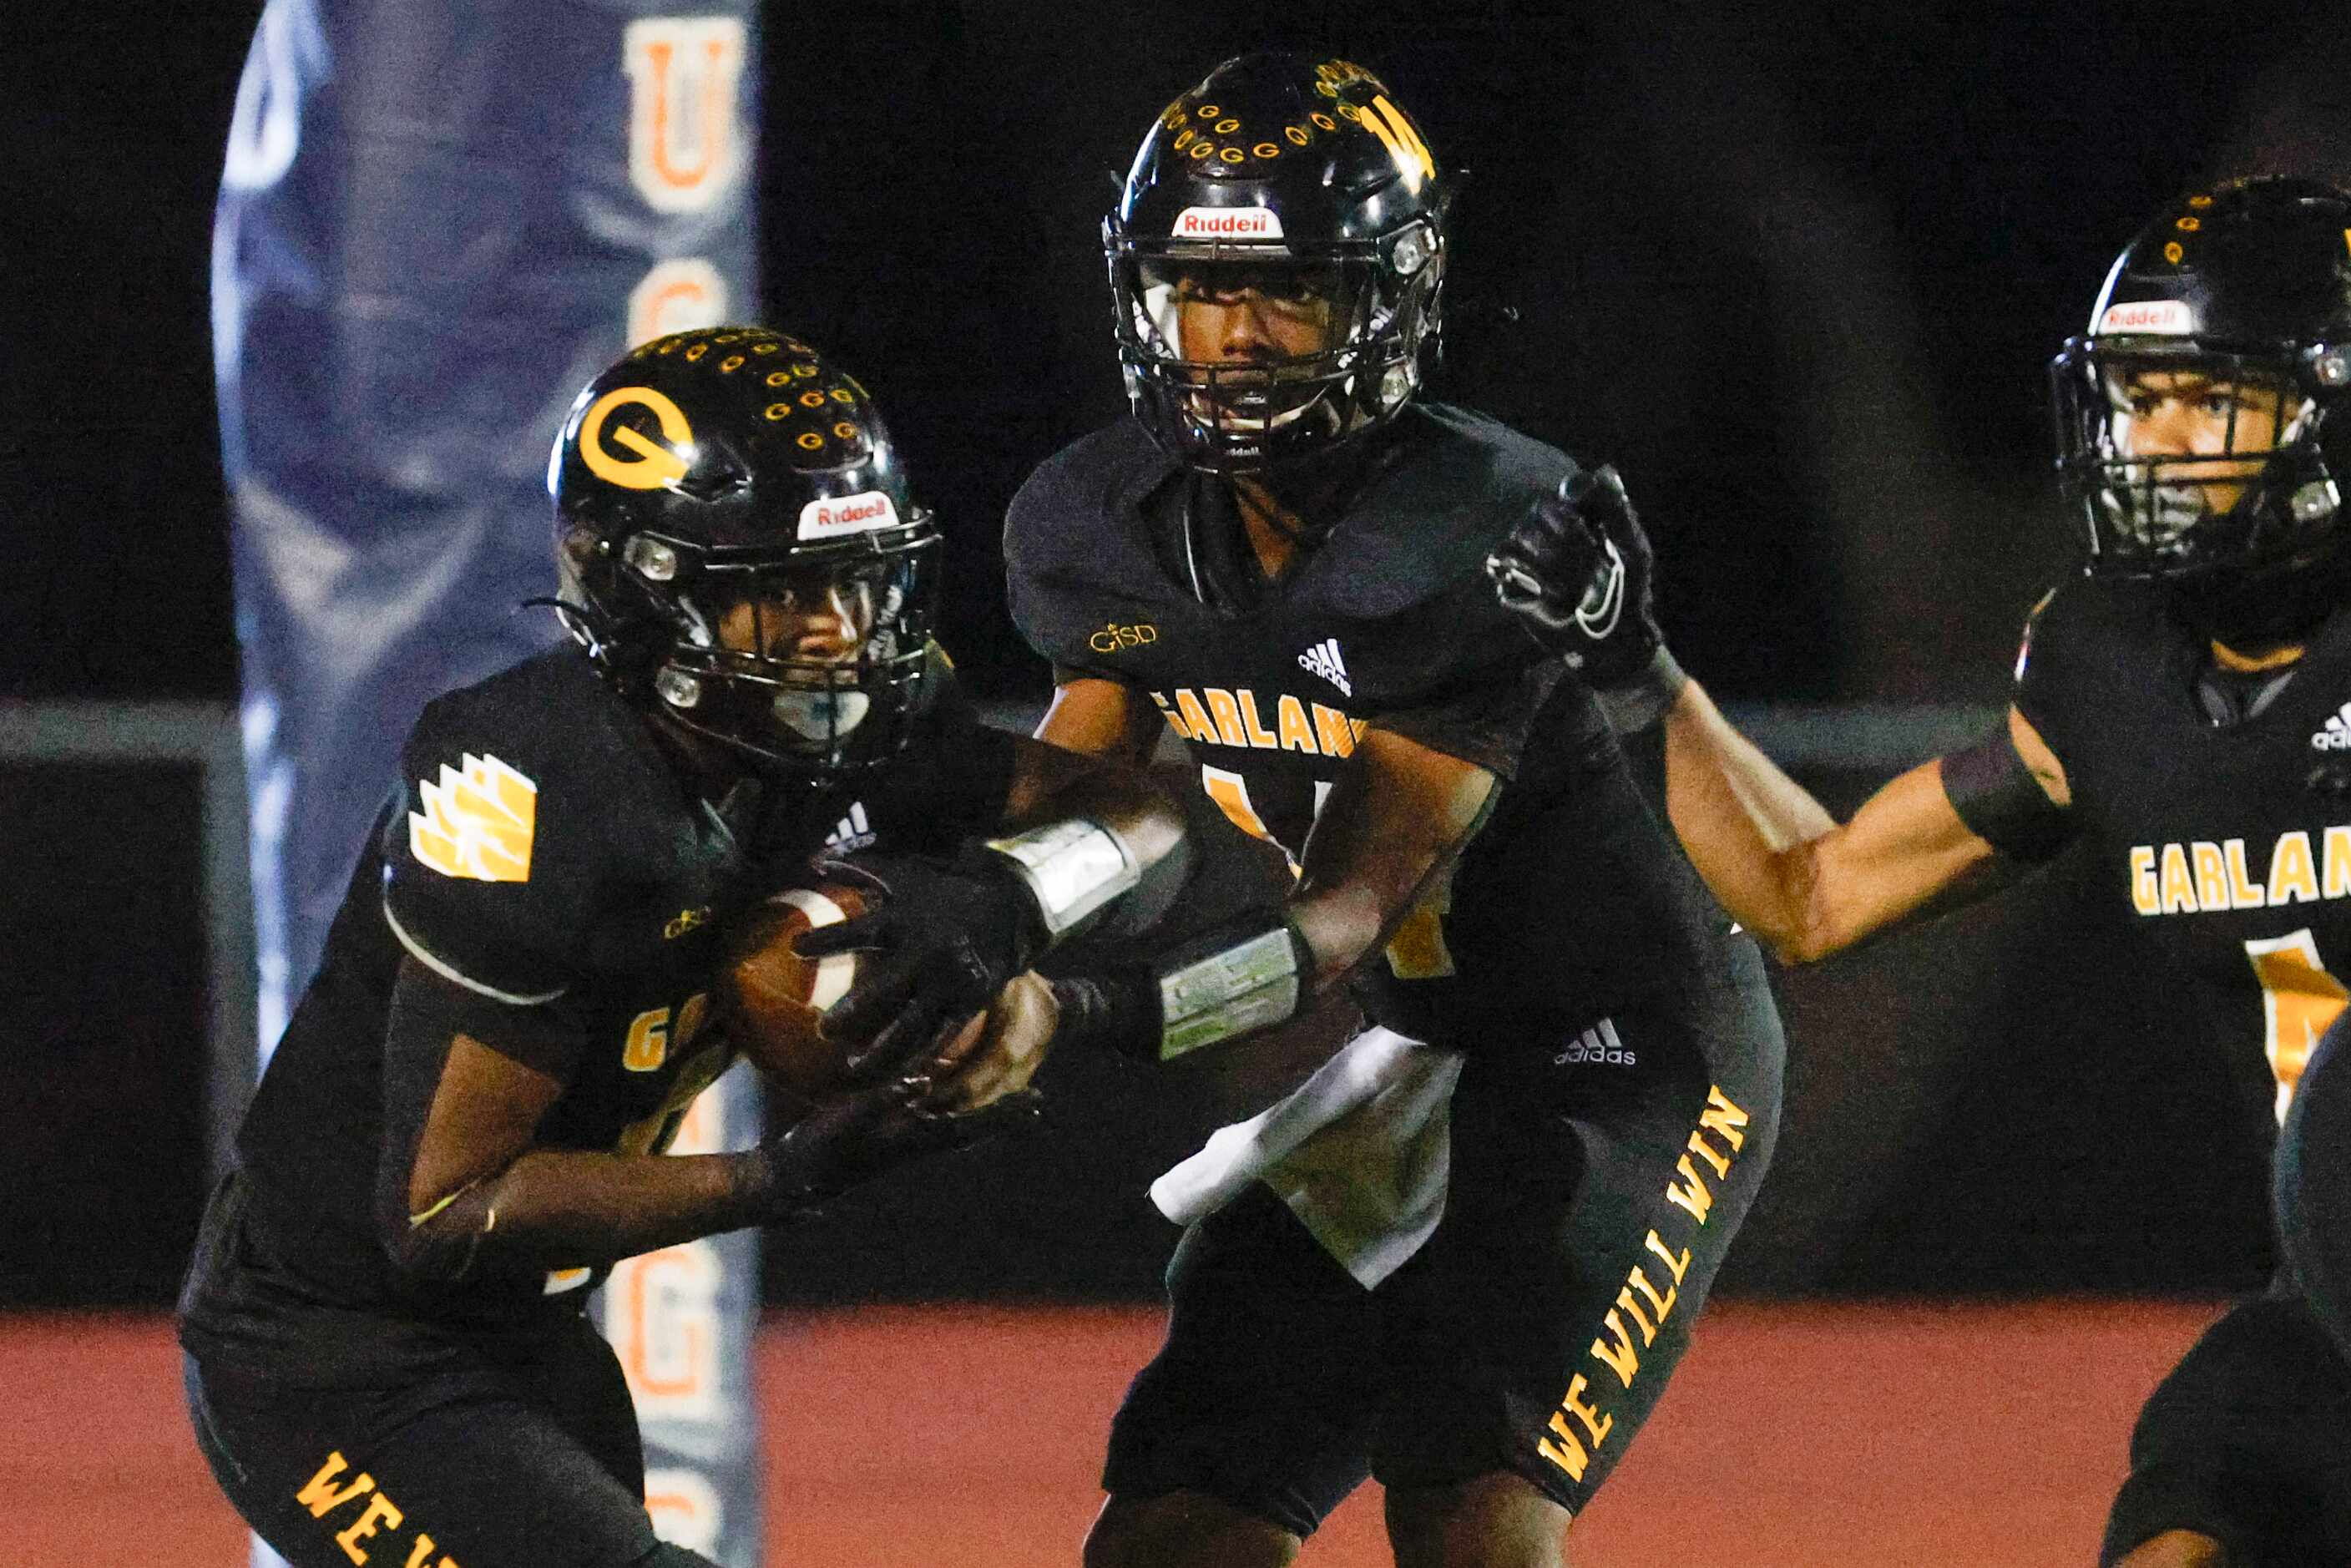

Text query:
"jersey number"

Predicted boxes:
[[2245, 930, 2348, 1125], [617, 1042, 731, 1159], [1199, 765, 1457, 981], [622, 994, 710, 1073], [543, 1008, 725, 1297]]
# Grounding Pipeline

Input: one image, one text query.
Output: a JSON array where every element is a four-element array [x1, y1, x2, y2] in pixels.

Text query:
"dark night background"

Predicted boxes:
[[5, 0, 2338, 1308]]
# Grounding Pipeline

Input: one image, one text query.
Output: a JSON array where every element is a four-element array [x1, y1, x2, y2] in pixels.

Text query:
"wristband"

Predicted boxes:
[[983, 817, 1142, 943], [1051, 918, 1315, 1064], [1156, 923, 1311, 1060], [1592, 645, 1688, 735]]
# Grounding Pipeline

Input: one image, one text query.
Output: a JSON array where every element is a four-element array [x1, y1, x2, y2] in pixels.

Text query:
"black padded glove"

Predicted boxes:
[[796, 849, 1049, 1077], [747, 1074, 1044, 1221], [1485, 464, 1664, 687]]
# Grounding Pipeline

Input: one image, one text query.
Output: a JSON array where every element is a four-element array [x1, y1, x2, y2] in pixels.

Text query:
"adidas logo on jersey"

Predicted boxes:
[[1298, 638, 1352, 697], [825, 801, 874, 852], [2313, 704, 2351, 751], [1555, 1018, 1635, 1068]]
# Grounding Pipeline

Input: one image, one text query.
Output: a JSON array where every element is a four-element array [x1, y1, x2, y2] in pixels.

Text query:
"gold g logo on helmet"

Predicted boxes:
[[579, 386, 695, 490]]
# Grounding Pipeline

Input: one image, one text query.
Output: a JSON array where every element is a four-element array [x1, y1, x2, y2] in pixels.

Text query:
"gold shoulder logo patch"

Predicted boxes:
[[409, 754, 538, 883]]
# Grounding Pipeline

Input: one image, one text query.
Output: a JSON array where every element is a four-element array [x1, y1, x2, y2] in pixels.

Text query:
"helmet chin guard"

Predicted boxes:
[[549, 326, 943, 779]]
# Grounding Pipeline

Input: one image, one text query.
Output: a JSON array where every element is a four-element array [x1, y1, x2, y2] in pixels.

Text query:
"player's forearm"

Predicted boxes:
[[1289, 731, 1495, 987], [1662, 680, 2003, 961], [1004, 757, 1190, 893], [394, 1147, 768, 1282], [1656, 678, 1839, 957]]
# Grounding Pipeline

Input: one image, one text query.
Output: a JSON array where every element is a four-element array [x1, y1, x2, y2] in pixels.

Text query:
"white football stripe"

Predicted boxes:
[[769, 888, 857, 1011]]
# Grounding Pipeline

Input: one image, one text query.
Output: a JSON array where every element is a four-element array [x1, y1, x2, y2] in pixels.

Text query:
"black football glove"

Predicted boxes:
[[1484, 464, 1663, 687], [1044, 967, 1164, 1064], [795, 849, 1049, 1078], [747, 1068, 1044, 1222]]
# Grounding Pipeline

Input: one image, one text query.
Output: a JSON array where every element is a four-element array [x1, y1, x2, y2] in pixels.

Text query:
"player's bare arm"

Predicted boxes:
[[1658, 685, 2069, 962], [1033, 708, 1497, 1065], [1032, 676, 1494, 980], [998, 726, 1190, 873], [1036, 674, 1166, 766], [1287, 725, 1494, 985], [384, 952, 1003, 1285], [1489, 456, 2072, 964]]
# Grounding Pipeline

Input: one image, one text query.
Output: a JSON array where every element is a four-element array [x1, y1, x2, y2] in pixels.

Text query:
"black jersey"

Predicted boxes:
[[1005, 407, 1740, 1049], [2015, 578, 2351, 1150], [200, 642, 1014, 1351]]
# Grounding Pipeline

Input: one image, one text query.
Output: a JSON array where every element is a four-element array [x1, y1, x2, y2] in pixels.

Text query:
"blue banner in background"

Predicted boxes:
[[215, 2, 763, 1561]]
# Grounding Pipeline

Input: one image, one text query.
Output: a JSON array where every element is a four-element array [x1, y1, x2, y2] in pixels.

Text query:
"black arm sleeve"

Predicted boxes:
[[1939, 724, 2074, 862]]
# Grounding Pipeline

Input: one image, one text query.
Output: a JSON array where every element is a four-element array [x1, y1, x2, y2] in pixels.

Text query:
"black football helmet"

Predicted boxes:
[[549, 326, 941, 777], [2050, 176, 2351, 644], [1105, 53, 1451, 473]]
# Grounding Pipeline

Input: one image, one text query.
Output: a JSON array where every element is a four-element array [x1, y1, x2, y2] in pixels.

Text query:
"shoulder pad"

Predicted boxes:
[[382, 650, 671, 1001], [1004, 422, 1180, 673], [1290, 403, 1580, 620], [2015, 575, 2175, 687]]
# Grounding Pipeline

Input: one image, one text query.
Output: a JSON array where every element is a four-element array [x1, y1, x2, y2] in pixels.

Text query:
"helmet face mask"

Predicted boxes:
[[549, 327, 942, 780], [1124, 253, 1379, 439], [619, 532, 937, 772], [2049, 177, 2351, 644], [2053, 340, 2333, 578], [1105, 54, 1449, 474]]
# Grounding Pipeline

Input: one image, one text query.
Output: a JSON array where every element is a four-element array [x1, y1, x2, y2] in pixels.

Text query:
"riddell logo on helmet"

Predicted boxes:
[[1172, 206, 1284, 240], [797, 492, 900, 540], [2097, 300, 2196, 336]]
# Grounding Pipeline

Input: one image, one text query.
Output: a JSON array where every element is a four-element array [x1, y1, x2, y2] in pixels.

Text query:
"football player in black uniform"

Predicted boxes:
[[178, 326, 1193, 1568], [999, 54, 1787, 1568], [1491, 175, 2351, 1566]]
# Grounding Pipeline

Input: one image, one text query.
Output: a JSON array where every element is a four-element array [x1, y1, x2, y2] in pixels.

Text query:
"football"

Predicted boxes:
[[721, 883, 872, 1102]]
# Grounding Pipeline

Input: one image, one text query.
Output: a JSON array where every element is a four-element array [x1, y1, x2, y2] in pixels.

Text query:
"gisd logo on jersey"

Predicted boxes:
[[623, 18, 747, 215], [409, 753, 538, 883], [1090, 621, 1160, 653]]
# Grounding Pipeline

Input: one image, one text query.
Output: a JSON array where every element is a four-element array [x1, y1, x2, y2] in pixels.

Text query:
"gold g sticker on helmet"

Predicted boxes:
[[579, 387, 695, 490]]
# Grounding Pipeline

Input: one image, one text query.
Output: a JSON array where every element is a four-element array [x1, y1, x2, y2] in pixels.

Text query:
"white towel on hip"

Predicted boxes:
[[1149, 1025, 1464, 1287]]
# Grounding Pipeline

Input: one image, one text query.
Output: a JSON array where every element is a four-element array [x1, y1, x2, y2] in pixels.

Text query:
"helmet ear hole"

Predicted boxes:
[[559, 524, 603, 575]]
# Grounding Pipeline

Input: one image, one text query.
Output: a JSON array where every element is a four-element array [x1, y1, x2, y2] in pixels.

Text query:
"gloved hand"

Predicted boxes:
[[744, 1005, 1044, 1220], [1044, 967, 1163, 1063], [795, 849, 1049, 1078], [1484, 463, 1664, 687]]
